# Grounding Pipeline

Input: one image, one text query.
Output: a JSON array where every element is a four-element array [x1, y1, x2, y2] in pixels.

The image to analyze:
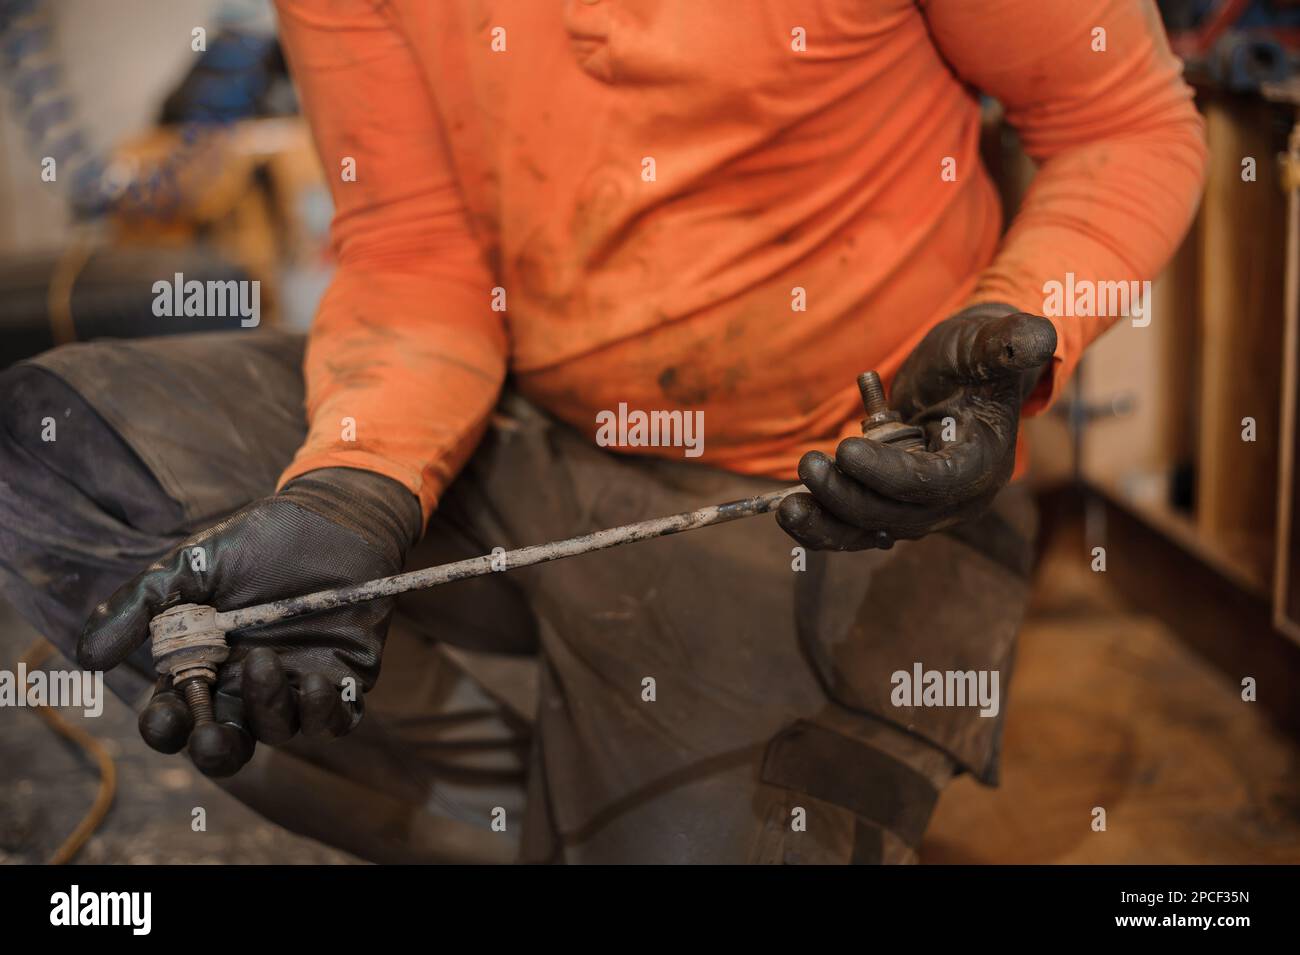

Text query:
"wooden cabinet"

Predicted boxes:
[[1012, 89, 1300, 644]]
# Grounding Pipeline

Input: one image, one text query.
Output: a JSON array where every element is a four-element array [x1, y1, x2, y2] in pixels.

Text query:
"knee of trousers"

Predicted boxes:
[[0, 361, 181, 697], [755, 719, 956, 864], [0, 360, 186, 534]]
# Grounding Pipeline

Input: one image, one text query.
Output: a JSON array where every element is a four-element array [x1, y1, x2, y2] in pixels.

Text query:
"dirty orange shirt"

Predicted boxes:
[[273, 0, 1206, 519]]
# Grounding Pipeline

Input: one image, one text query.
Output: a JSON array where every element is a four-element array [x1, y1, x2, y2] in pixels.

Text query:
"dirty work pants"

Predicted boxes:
[[0, 331, 1036, 864]]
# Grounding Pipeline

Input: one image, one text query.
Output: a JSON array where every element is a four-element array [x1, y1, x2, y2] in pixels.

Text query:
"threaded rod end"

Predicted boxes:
[[181, 678, 215, 725], [857, 371, 888, 415]]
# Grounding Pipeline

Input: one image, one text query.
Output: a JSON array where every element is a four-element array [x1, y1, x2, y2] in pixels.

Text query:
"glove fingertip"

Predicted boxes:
[[77, 606, 127, 671], [139, 690, 193, 755], [297, 670, 357, 738], [1013, 314, 1058, 367], [992, 314, 1056, 371], [78, 547, 202, 672], [796, 449, 833, 486], [189, 721, 255, 778], [78, 603, 147, 671], [75, 632, 100, 672], [834, 436, 877, 472], [777, 492, 811, 528], [837, 434, 915, 488]]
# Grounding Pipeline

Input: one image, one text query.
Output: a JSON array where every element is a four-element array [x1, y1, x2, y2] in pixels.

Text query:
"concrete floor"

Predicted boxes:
[[0, 607, 357, 865], [3, 515, 1299, 864]]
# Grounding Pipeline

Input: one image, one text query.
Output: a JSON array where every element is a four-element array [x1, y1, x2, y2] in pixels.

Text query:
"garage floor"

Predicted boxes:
[[3, 513, 1299, 865], [0, 612, 357, 864], [923, 519, 1300, 864]]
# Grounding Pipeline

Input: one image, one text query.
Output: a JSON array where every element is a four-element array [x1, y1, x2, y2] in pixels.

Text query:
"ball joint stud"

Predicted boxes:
[[148, 603, 230, 726]]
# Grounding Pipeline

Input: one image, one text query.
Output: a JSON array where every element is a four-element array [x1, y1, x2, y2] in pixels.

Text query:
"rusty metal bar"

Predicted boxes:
[[213, 482, 806, 634], [149, 368, 918, 712]]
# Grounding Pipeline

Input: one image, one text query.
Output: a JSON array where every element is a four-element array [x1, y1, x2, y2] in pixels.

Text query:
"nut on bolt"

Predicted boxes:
[[857, 371, 926, 452], [149, 603, 229, 725]]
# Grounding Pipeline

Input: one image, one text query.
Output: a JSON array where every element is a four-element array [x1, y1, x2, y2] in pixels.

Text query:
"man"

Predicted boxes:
[[0, 1, 1204, 863]]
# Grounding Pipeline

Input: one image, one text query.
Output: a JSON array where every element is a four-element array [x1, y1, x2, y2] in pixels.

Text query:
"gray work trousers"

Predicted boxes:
[[0, 331, 1036, 863]]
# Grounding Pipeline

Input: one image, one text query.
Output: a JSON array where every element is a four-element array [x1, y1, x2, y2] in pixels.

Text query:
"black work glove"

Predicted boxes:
[[778, 304, 1056, 551], [78, 467, 422, 777]]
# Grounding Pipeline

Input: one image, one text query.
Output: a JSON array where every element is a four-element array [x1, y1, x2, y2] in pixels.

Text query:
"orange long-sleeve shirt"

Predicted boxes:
[[273, 0, 1206, 519]]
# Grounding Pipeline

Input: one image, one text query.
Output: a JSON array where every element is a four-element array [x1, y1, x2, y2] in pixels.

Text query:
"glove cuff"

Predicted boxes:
[[279, 467, 423, 566]]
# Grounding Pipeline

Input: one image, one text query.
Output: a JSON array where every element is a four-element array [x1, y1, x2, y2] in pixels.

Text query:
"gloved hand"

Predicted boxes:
[[78, 467, 422, 777], [778, 304, 1056, 551]]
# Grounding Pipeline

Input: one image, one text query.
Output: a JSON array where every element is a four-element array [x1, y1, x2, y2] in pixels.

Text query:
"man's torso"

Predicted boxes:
[[390, 0, 1000, 476]]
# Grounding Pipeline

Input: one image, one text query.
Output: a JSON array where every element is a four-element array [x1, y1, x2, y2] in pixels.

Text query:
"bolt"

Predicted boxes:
[[179, 676, 215, 725], [857, 371, 888, 416], [856, 369, 926, 452]]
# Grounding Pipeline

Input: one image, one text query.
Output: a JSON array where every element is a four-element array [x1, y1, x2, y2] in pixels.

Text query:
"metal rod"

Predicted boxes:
[[214, 483, 807, 634]]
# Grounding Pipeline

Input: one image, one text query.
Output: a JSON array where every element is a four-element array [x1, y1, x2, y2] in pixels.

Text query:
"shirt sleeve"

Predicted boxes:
[[273, 0, 505, 519], [920, 0, 1208, 414]]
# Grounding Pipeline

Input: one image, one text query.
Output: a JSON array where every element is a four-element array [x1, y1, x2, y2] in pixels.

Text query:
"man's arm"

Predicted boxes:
[[76, 3, 498, 774], [921, 0, 1208, 413], [779, 0, 1206, 551], [274, 0, 506, 519]]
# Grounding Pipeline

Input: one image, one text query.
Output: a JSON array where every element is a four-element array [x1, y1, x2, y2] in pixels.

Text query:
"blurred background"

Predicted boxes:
[[0, 0, 331, 357], [2, 0, 1300, 864]]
